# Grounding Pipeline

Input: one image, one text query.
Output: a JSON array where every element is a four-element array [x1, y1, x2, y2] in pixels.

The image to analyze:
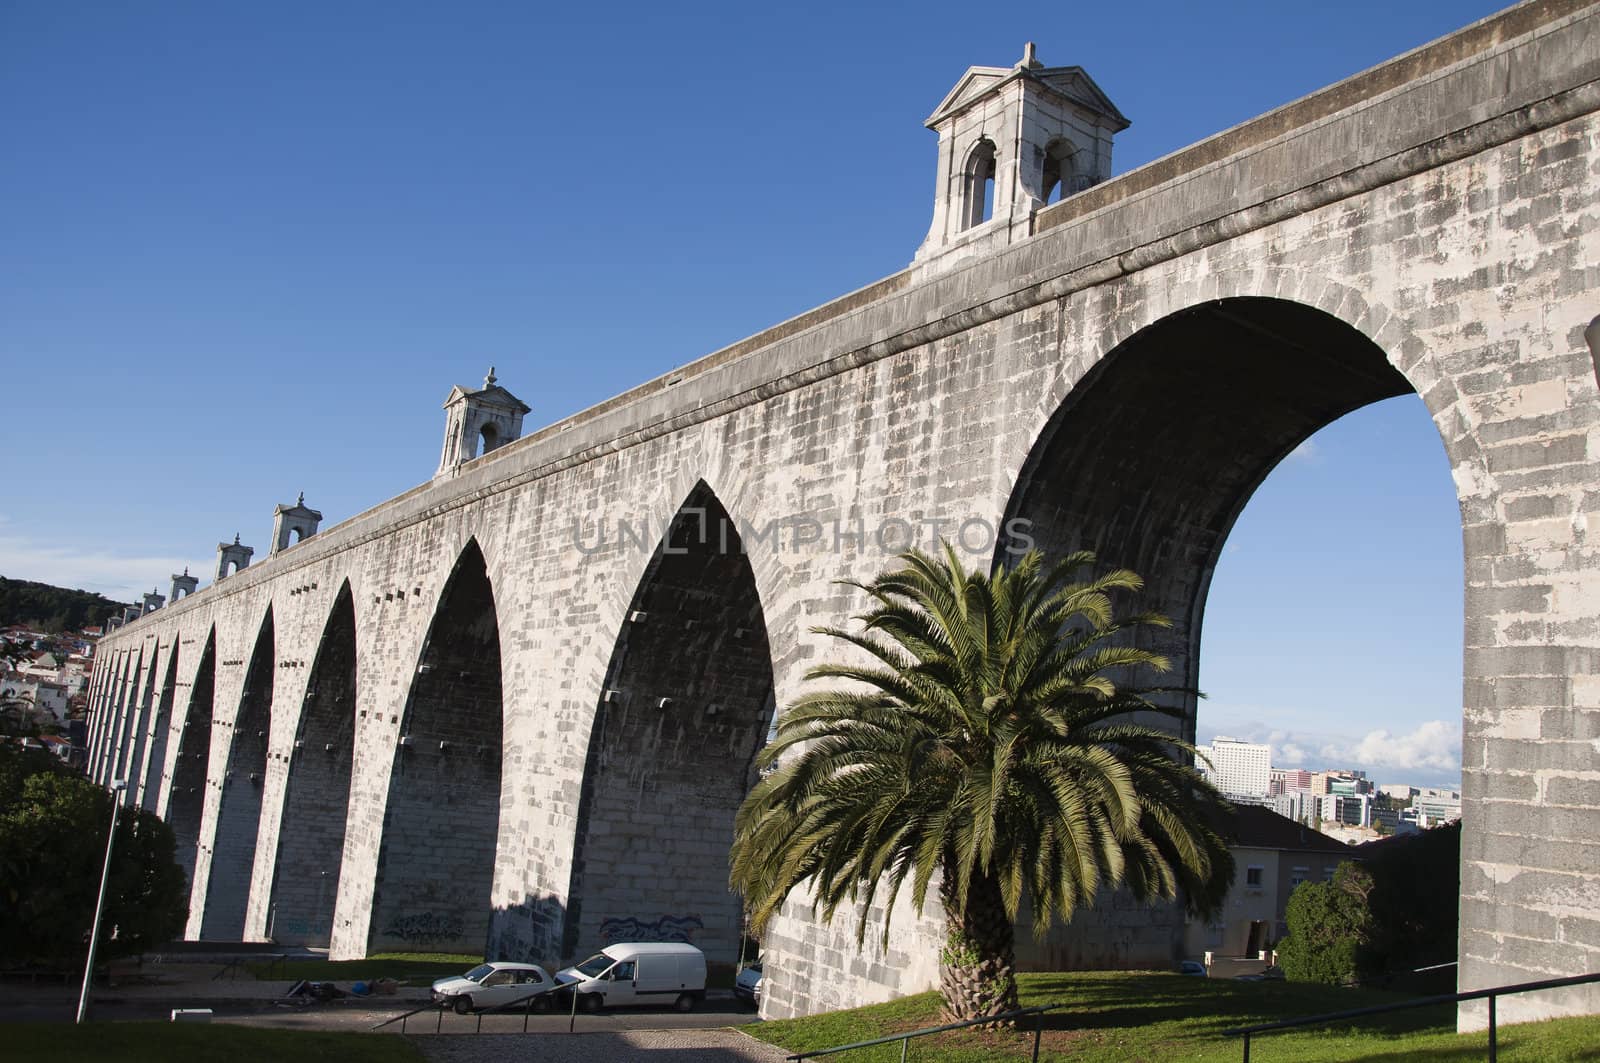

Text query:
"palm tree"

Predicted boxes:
[[729, 544, 1234, 1022]]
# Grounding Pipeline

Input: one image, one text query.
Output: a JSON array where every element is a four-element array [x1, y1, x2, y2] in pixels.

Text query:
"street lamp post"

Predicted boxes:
[[76, 779, 125, 1024]]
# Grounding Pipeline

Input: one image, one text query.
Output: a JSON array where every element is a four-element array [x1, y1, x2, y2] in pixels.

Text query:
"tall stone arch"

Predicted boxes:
[[368, 539, 504, 955], [168, 628, 217, 907], [563, 482, 777, 968], [138, 641, 181, 812], [266, 583, 358, 947], [200, 607, 276, 939]]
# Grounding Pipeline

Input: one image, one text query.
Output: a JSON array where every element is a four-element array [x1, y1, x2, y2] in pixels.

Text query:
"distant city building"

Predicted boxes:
[[1413, 787, 1462, 826], [1270, 768, 1312, 796], [1197, 736, 1271, 798]]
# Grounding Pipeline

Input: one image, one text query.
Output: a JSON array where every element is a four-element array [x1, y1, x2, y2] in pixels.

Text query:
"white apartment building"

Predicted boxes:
[[1196, 736, 1271, 799]]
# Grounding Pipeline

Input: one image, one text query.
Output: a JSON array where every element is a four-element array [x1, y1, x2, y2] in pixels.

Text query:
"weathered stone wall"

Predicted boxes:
[[88, 0, 1600, 1026]]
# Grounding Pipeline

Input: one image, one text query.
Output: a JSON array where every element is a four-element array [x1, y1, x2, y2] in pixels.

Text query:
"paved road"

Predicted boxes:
[[0, 974, 763, 1033]]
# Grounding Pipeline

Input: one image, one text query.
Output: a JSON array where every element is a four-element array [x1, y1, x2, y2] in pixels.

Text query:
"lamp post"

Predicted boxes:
[[76, 778, 125, 1024]]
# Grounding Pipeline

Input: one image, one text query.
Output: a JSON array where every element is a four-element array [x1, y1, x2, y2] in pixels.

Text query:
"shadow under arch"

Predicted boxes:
[[201, 606, 275, 940], [266, 583, 357, 947], [997, 295, 1442, 968], [121, 645, 161, 794], [167, 628, 215, 897], [368, 539, 503, 956], [562, 481, 776, 969], [111, 647, 145, 785], [139, 640, 181, 812]]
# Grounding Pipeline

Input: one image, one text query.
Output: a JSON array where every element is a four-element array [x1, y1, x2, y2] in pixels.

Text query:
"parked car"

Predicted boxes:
[[734, 961, 763, 1006], [556, 942, 707, 1011], [431, 961, 555, 1014], [1178, 960, 1207, 977]]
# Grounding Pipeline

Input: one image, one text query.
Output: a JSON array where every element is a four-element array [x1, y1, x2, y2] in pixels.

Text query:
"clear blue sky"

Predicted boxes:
[[1, 1, 1503, 787]]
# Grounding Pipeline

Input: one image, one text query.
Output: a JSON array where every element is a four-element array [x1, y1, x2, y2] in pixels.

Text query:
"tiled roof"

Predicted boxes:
[[1228, 804, 1359, 857]]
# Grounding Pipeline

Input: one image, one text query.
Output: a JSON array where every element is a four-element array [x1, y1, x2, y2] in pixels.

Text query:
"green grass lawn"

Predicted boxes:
[[243, 951, 481, 985], [1, 1024, 425, 1063], [744, 971, 1600, 1062]]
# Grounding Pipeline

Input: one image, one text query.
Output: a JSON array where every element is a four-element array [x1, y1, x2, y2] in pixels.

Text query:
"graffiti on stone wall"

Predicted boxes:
[[598, 914, 703, 945], [383, 910, 465, 946]]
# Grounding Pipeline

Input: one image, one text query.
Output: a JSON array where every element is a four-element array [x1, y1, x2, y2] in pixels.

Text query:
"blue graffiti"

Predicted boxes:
[[598, 914, 704, 944]]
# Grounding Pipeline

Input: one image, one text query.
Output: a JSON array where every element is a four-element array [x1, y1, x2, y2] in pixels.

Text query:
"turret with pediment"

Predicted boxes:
[[914, 43, 1128, 270], [270, 493, 323, 555], [436, 368, 531, 478]]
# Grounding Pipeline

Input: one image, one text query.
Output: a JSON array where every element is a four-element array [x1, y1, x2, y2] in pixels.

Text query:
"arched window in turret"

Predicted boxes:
[[961, 138, 997, 230], [1041, 137, 1081, 204]]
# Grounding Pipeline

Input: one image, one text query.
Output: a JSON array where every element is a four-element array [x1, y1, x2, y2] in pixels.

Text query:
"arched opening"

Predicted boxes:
[[267, 585, 357, 947], [112, 648, 145, 785], [998, 296, 1445, 968], [369, 541, 503, 955], [1041, 137, 1078, 204], [201, 608, 275, 940], [479, 422, 499, 455], [290, 528, 304, 545], [168, 630, 216, 897], [140, 643, 181, 812], [962, 138, 997, 230], [564, 484, 775, 968], [97, 653, 132, 783], [122, 646, 162, 800]]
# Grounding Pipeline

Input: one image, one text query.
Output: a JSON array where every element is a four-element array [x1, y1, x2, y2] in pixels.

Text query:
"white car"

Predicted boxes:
[[431, 961, 555, 1014], [734, 961, 763, 1007]]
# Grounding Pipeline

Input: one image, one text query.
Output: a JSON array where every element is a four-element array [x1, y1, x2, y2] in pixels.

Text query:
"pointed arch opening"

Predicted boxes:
[[997, 296, 1458, 969], [201, 608, 275, 940], [139, 643, 181, 812], [111, 649, 144, 785], [267, 585, 357, 947], [168, 630, 216, 898], [369, 540, 503, 955], [122, 645, 162, 803], [564, 484, 775, 967]]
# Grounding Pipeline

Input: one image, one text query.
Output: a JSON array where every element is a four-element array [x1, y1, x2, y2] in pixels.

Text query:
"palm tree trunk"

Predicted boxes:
[[938, 870, 1019, 1023]]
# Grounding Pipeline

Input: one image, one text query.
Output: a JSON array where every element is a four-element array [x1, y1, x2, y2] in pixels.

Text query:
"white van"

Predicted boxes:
[[556, 942, 707, 1011]]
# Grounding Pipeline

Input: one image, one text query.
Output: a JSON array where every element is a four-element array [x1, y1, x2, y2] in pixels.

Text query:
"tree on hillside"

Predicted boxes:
[[1277, 861, 1377, 985], [729, 545, 1234, 1022], [0, 745, 188, 967], [0, 576, 130, 633]]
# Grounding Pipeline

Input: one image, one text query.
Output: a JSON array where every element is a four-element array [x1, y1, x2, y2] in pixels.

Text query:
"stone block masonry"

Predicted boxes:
[[87, 0, 1600, 1027]]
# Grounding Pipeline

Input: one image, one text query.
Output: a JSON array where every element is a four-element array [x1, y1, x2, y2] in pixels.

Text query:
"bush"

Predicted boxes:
[[1277, 862, 1376, 985], [0, 744, 188, 967]]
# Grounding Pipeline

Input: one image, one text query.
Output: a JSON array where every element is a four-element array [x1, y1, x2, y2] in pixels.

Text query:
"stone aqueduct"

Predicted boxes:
[[88, 1, 1600, 1024]]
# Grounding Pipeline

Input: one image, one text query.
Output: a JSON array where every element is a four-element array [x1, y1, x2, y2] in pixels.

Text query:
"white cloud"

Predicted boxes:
[[1349, 720, 1460, 774], [0, 525, 208, 605], [1196, 712, 1461, 786]]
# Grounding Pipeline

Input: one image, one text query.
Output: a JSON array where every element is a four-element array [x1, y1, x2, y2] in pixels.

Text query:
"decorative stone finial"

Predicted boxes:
[[297, 491, 305, 506], [183, 567, 189, 577], [1021, 42, 1041, 69], [485, 366, 497, 388], [234, 533, 241, 545]]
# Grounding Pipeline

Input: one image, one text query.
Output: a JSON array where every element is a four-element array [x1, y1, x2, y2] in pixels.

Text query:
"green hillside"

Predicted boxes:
[[0, 576, 131, 633]]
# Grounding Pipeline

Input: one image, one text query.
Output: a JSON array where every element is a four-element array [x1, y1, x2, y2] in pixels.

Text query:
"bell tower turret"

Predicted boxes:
[[913, 43, 1128, 271], [436, 367, 531, 478]]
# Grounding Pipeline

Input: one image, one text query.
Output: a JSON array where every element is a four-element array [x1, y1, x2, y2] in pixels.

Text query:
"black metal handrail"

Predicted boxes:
[[785, 1003, 1059, 1061], [1222, 970, 1600, 1062]]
